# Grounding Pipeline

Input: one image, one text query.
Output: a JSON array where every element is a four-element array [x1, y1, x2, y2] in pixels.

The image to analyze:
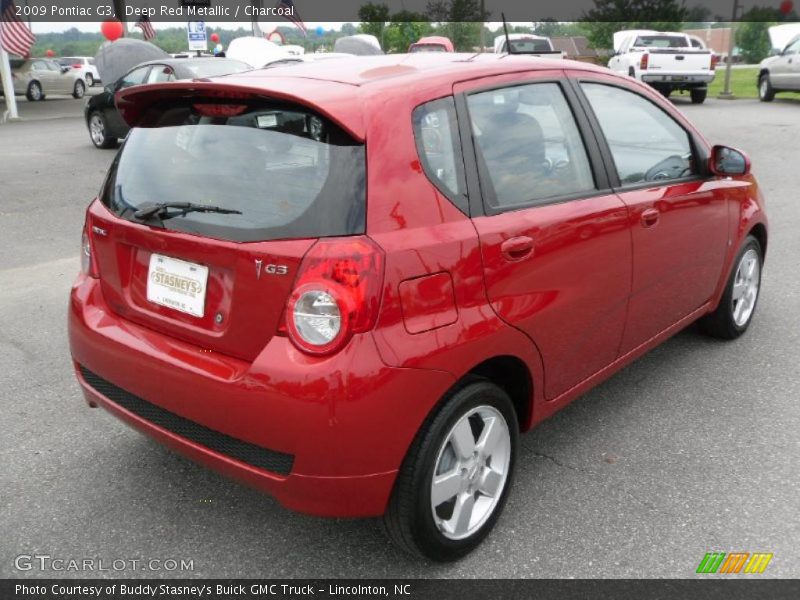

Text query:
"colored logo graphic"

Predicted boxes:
[[696, 552, 773, 574]]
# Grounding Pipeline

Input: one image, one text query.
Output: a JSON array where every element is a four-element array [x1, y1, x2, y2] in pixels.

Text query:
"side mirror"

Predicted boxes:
[[61, 66, 70, 74], [709, 145, 750, 176]]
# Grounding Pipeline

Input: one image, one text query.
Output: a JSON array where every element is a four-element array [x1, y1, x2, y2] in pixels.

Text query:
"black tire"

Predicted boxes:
[[85, 73, 94, 87], [383, 380, 519, 562], [72, 80, 85, 99], [87, 111, 117, 149], [698, 235, 763, 340], [690, 88, 707, 104], [26, 80, 43, 101], [758, 73, 775, 102]]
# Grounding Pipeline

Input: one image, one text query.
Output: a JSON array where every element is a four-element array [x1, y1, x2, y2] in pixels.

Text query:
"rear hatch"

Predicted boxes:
[[646, 48, 713, 73], [88, 93, 366, 362]]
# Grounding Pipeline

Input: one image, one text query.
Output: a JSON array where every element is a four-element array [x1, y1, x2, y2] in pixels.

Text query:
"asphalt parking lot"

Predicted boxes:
[[1, 93, 798, 579]]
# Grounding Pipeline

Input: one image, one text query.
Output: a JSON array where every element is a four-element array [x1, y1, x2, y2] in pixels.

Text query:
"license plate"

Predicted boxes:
[[147, 254, 209, 318], [671, 76, 687, 81]]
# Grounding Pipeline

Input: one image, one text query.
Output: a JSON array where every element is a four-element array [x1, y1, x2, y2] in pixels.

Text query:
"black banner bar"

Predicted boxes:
[[3, 0, 794, 24], [2, 579, 800, 600]]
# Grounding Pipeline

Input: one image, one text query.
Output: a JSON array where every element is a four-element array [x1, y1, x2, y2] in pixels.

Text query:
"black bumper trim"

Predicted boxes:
[[79, 365, 294, 476]]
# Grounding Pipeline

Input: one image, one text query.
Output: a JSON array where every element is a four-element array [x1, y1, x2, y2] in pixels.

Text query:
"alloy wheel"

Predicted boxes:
[[430, 405, 511, 540], [731, 248, 760, 327], [89, 114, 105, 146]]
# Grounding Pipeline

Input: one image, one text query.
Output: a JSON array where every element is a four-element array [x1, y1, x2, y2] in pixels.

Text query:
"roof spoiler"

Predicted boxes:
[[115, 79, 365, 140]]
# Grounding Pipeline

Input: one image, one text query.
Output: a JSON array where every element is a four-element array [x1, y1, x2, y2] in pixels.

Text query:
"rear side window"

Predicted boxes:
[[412, 97, 468, 213], [101, 102, 366, 243], [581, 83, 695, 186], [467, 83, 595, 210]]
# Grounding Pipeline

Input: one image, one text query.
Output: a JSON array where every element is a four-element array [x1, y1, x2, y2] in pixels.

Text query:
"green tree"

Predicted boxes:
[[736, 7, 783, 63], [427, 0, 487, 51], [384, 12, 433, 52], [581, 0, 688, 50], [358, 2, 390, 44]]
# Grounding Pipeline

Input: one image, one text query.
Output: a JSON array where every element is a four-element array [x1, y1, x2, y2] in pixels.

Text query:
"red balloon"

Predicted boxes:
[[780, 0, 794, 15], [46, 49, 55, 57], [210, 33, 220, 43], [101, 19, 124, 42]]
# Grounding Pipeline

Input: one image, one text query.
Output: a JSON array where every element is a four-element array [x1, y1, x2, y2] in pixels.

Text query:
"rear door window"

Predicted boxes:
[[101, 102, 366, 243], [466, 82, 596, 210]]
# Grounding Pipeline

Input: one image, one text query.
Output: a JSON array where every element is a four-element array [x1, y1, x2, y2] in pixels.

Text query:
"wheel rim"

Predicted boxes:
[[86, 74, 93, 86], [760, 78, 768, 98], [89, 115, 105, 146], [430, 405, 511, 541], [30, 83, 41, 100], [731, 248, 760, 327], [75, 82, 84, 98]]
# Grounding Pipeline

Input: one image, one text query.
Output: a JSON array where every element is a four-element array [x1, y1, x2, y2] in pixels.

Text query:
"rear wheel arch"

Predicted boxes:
[[748, 223, 768, 259], [466, 355, 533, 432]]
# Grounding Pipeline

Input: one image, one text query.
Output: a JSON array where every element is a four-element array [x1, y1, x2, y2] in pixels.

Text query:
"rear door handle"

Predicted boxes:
[[501, 236, 535, 262], [641, 208, 660, 228]]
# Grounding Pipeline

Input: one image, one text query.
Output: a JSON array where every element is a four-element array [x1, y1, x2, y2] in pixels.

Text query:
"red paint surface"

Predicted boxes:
[[71, 56, 768, 516]]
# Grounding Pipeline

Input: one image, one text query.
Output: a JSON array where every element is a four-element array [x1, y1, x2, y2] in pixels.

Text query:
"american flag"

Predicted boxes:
[[0, 0, 36, 58], [135, 15, 156, 41], [276, 0, 307, 36]]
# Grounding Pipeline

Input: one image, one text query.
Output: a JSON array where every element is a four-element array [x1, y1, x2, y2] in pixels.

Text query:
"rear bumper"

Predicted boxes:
[[642, 73, 715, 84], [69, 274, 455, 517]]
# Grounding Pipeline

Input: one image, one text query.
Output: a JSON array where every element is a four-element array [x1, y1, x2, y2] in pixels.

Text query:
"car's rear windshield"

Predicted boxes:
[[633, 35, 689, 48], [100, 102, 366, 243], [507, 39, 552, 53], [59, 57, 81, 64]]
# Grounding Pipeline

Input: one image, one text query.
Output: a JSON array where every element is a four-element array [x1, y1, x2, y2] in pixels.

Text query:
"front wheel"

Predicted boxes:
[[699, 235, 763, 339], [383, 381, 518, 561], [26, 80, 43, 101], [85, 73, 94, 87], [72, 80, 85, 99], [690, 88, 707, 104], [88, 112, 117, 149], [758, 74, 775, 102]]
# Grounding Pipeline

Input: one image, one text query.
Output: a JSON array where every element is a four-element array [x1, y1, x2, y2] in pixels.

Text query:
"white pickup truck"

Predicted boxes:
[[608, 30, 717, 104], [494, 34, 564, 58]]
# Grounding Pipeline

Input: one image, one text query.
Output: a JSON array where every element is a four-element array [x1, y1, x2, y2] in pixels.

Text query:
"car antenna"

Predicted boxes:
[[501, 12, 515, 56]]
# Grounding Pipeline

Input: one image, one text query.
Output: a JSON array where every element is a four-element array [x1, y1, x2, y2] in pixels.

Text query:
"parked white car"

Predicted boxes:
[[4, 58, 86, 101], [493, 34, 563, 57], [608, 30, 717, 103], [57, 56, 101, 87], [758, 25, 800, 102]]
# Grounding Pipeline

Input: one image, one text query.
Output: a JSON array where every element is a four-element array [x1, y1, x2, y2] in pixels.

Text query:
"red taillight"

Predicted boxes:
[[72, 64, 81, 69], [710, 54, 719, 70], [81, 217, 100, 278], [282, 237, 384, 356], [640, 53, 649, 70], [193, 103, 248, 117]]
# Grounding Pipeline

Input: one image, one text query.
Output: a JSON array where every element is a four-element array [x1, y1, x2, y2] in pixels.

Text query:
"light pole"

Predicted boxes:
[[718, 0, 741, 99], [479, 0, 486, 51]]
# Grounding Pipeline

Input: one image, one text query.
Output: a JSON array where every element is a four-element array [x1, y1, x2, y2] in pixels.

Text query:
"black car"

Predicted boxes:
[[84, 57, 251, 148]]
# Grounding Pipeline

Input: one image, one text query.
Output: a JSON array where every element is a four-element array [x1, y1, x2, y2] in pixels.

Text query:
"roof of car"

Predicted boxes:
[[232, 52, 604, 87], [117, 53, 611, 142]]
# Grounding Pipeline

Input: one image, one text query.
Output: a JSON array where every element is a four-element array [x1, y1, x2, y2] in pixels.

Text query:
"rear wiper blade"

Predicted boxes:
[[134, 202, 242, 221]]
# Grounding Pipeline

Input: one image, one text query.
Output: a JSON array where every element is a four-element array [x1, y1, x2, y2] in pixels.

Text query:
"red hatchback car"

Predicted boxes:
[[69, 54, 767, 561]]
